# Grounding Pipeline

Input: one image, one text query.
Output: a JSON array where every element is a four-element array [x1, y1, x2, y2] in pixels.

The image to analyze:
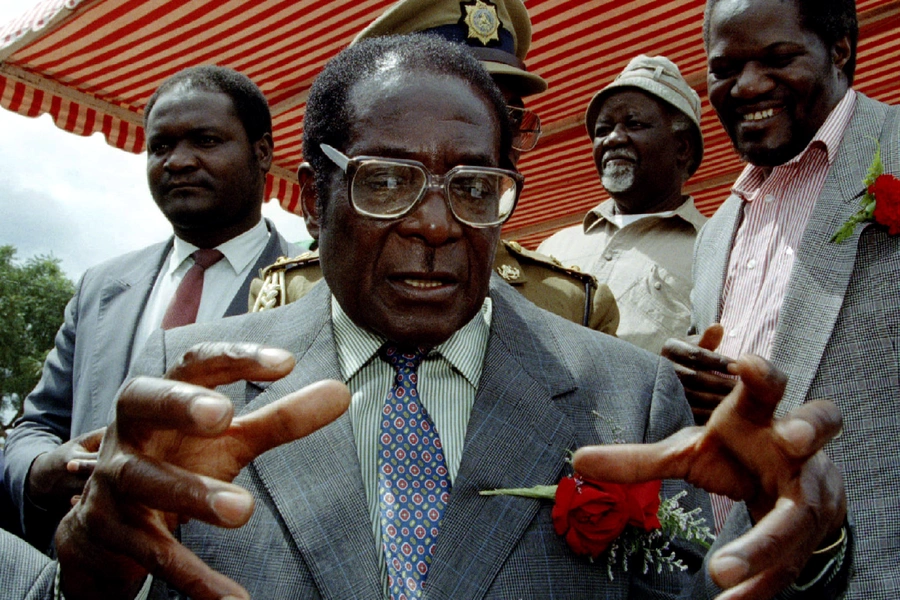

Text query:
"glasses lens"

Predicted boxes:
[[351, 161, 426, 217], [448, 171, 517, 225], [508, 106, 542, 152]]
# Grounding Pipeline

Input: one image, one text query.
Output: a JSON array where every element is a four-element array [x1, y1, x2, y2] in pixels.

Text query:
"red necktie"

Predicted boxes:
[[161, 248, 224, 330]]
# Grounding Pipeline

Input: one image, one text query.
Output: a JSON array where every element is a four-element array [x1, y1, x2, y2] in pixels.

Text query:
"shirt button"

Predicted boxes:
[[654, 282, 662, 290], [728, 328, 738, 338], [764, 194, 776, 203], [786, 247, 794, 256], [604, 252, 613, 261], [747, 259, 757, 269]]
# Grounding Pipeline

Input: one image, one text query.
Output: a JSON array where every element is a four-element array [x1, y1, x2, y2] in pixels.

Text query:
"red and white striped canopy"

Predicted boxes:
[[2, 0, 898, 248]]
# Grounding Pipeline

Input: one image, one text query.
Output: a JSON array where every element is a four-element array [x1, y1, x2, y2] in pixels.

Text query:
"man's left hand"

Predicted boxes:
[[573, 354, 846, 600]]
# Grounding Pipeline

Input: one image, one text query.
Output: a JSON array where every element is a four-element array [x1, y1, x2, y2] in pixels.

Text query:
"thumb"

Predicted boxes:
[[571, 428, 701, 483], [699, 324, 725, 351], [229, 379, 351, 463]]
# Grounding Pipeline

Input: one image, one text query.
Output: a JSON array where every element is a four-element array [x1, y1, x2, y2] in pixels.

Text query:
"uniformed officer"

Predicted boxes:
[[252, 0, 619, 334]]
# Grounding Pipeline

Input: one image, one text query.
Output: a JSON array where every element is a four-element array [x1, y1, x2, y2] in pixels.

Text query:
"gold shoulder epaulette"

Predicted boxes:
[[252, 251, 321, 312], [500, 240, 595, 284]]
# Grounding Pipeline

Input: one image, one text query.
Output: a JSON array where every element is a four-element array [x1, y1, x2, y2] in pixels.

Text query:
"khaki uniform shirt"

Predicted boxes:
[[538, 197, 706, 353]]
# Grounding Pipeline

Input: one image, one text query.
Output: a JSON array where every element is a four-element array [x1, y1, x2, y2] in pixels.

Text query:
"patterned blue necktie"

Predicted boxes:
[[378, 344, 450, 600]]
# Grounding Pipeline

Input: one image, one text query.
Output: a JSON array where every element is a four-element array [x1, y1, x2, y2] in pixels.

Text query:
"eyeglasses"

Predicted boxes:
[[508, 105, 542, 152], [321, 144, 523, 228]]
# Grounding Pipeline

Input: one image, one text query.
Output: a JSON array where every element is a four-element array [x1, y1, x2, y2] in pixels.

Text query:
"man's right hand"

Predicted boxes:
[[55, 342, 351, 600], [662, 324, 737, 424], [26, 428, 105, 512]]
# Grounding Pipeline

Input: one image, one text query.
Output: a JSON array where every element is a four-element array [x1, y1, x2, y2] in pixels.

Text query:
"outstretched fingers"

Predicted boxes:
[[708, 452, 845, 599], [773, 400, 843, 460], [116, 377, 236, 445], [719, 354, 787, 428], [59, 489, 251, 600], [105, 449, 256, 528], [166, 342, 295, 388], [571, 429, 758, 501], [229, 379, 351, 462]]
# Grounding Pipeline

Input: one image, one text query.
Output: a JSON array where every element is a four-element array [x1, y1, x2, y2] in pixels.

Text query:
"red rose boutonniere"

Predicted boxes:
[[832, 140, 900, 242], [551, 476, 661, 558], [480, 473, 712, 579]]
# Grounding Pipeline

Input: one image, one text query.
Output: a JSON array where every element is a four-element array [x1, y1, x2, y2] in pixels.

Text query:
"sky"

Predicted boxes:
[[0, 0, 311, 283]]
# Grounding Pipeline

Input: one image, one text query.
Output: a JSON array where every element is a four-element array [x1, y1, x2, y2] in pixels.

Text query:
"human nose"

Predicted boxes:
[[395, 185, 463, 246], [731, 62, 774, 99], [599, 123, 628, 149], [164, 141, 198, 171]]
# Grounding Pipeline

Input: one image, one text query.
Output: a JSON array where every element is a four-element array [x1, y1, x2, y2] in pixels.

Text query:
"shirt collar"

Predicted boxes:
[[583, 196, 706, 233], [732, 89, 857, 201], [331, 295, 492, 388], [169, 218, 268, 275]]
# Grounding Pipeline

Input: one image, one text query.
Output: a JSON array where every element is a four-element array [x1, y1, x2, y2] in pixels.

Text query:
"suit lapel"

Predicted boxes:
[[223, 219, 295, 317], [695, 194, 743, 328], [770, 95, 889, 414], [239, 286, 383, 600], [425, 282, 578, 600], [88, 240, 171, 429]]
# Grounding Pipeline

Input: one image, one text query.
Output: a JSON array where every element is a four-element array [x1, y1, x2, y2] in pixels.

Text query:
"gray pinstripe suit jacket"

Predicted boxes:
[[123, 276, 846, 599], [690, 93, 900, 599], [134, 278, 714, 599], [3, 219, 296, 542]]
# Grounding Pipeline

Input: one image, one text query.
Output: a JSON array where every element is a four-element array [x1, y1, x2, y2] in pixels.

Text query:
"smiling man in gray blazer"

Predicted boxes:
[[663, 0, 899, 597], [49, 36, 851, 600], [3, 65, 297, 550]]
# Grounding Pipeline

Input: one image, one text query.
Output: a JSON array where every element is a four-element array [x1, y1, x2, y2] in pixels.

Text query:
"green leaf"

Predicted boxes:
[[479, 484, 558, 500], [864, 139, 883, 188]]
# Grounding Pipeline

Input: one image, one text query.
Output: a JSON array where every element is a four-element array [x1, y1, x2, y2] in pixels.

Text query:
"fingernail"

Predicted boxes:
[[711, 555, 749, 588], [258, 348, 292, 368], [210, 491, 253, 526], [775, 418, 816, 453], [191, 397, 231, 428]]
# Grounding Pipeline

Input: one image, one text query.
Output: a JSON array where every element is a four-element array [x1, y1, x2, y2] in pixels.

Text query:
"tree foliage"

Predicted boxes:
[[0, 245, 75, 433]]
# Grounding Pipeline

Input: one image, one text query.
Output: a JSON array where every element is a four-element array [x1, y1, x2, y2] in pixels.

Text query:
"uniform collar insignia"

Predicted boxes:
[[461, 0, 501, 46]]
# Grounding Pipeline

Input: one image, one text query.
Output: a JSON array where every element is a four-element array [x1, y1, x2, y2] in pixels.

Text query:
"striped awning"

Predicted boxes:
[[2, 0, 898, 248]]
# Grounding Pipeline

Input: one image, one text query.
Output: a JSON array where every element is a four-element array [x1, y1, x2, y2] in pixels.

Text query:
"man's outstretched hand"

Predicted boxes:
[[55, 343, 351, 600], [573, 354, 846, 600]]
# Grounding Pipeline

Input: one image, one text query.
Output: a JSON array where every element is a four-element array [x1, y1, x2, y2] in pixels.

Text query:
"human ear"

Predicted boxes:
[[675, 130, 695, 181], [255, 133, 274, 172], [832, 36, 852, 73], [297, 162, 320, 240]]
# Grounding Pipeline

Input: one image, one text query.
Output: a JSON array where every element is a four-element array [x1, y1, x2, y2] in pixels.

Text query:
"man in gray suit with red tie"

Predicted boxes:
[[3, 65, 297, 550], [663, 0, 899, 597], [50, 36, 849, 600]]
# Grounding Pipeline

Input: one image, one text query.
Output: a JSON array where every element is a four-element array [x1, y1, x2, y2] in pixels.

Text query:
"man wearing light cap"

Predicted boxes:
[[539, 55, 707, 355], [254, 0, 620, 335]]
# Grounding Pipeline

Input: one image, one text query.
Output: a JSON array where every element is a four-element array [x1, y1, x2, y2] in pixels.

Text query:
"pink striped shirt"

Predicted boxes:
[[710, 90, 857, 532]]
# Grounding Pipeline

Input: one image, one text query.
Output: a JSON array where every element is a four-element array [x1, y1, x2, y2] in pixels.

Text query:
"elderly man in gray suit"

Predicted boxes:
[[3, 65, 298, 550], [663, 0, 899, 597], [50, 36, 849, 600]]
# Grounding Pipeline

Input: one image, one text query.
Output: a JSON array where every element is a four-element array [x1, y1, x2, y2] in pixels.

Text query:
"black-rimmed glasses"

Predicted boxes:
[[321, 144, 523, 228]]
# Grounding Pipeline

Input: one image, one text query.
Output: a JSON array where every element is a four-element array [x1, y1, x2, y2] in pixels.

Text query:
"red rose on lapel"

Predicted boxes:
[[551, 476, 661, 558], [871, 174, 900, 235]]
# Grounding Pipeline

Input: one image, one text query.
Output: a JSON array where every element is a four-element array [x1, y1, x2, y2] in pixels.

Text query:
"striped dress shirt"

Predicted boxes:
[[710, 90, 857, 531], [331, 296, 491, 595]]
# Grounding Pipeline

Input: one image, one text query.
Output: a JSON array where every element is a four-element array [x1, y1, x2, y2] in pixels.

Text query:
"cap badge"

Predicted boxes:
[[461, 0, 501, 46]]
